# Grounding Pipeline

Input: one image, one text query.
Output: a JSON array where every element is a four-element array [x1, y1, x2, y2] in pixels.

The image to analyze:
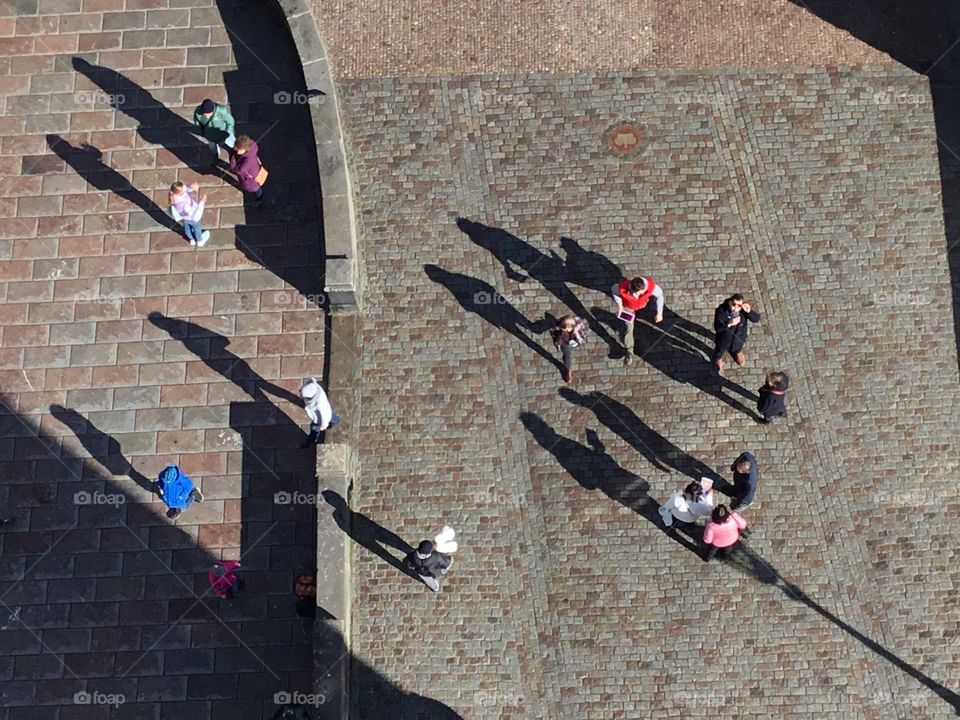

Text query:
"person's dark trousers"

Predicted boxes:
[[731, 487, 754, 509], [667, 519, 698, 540], [704, 542, 739, 562], [561, 344, 574, 370], [711, 333, 746, 363]]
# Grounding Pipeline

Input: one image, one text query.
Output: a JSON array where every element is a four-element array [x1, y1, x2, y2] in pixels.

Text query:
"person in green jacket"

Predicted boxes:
[[193, 98, 235, 160]]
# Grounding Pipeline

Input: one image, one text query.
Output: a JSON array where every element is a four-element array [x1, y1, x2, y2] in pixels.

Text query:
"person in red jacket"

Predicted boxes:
[[702, 504, 750, 561], [611, 276, 664, 365], [228, 134, 266, 204], [208, 561, 243, 599]]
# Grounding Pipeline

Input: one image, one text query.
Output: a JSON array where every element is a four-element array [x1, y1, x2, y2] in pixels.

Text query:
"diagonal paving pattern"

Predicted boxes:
[[341, 71, 960, 718], [0, 1, 325, 718]]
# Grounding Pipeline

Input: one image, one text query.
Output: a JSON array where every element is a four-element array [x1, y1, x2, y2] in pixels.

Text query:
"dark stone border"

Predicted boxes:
[[277, 0, 361, 312]]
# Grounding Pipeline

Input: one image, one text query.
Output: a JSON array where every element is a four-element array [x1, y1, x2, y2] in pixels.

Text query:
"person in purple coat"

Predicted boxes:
[[228, 134, 266, 203]]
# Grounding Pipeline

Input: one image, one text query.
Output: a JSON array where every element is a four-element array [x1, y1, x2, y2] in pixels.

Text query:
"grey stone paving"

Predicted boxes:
[[340, 70, 960, 719], [0, 1, 326, 718]]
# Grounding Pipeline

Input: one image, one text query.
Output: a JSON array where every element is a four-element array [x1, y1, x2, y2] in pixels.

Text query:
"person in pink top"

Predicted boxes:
[[168, 180, 210, 247], [702, 504, 750, 562], [208, 561, 243, 599]]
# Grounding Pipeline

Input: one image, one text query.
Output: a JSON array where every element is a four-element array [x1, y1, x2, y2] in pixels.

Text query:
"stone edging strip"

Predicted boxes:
[[276, 0, 362, 312]]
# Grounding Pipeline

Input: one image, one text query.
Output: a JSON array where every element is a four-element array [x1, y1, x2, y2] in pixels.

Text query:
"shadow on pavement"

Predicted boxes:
[[786, 0, 960, 373], [321, 490, 415, 578], [520, 412, 700, 555], [424, 263, 561, 369], [726, 541, 960, 715], [46, 134, 181, 235], [558, 389, 731, 493]]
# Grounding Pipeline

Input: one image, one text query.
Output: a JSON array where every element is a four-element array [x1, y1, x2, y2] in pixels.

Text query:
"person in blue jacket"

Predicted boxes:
[[154, 465, 204, 519]]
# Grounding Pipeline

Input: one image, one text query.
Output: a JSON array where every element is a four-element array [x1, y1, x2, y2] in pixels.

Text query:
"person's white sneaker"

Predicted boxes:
[[188, 238, 197, 246], [197, 230, 210, 247]]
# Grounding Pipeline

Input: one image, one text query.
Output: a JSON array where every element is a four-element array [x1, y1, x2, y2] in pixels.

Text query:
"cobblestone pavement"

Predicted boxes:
[[0, 2, 326, 718], [341, 70, 960, 719], [311, 0, 952, 78]]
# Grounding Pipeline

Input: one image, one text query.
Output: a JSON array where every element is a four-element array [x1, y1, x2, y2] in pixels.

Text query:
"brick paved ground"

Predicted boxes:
[[340, 69, 960, 719], [0, 2, 327, 718], [312, 0, 952, 78]]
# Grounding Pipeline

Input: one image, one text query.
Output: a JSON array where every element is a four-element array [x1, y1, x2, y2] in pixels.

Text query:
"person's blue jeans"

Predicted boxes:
[[303, 414, 341, 447], [208, 133, 236, 157], [182, 219, 202, 242]]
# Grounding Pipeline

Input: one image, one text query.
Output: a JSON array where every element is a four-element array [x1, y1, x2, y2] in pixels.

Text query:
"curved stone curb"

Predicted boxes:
[[276, 0, 361, 312]]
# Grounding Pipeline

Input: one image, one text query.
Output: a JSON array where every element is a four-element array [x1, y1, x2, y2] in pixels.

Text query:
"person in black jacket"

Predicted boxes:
[[757, 370, 790, 423], [403, 540, 452, 592], [711, 294, 761, 373], [729, 451, 760, 510]]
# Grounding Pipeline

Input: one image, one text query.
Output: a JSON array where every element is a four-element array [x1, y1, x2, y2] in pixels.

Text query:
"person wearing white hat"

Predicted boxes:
[[299, 377, 340, 447]]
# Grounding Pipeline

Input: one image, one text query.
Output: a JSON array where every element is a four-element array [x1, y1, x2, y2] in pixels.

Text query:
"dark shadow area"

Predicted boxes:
[[148, 312, 300, 406], [784, 1, 960, 372], [726, 541, 960, 715], [48, 405, 153, 494], [321, 490, 416, 578], [520, 412, 700, 555], [593, 307, 762, 420], [0, 395, 461, 719], [424, 263, 562, 369], [213, 0, 325, 303], [72, 57, 214, 174], [457, 218, 621, 354], [558, 389, 732, 494], [46, 135, 181, 234]]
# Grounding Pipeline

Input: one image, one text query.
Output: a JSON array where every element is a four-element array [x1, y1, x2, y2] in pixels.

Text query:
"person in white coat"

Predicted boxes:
[[658, 479, 714, 538], [299, 377, 340, 447]]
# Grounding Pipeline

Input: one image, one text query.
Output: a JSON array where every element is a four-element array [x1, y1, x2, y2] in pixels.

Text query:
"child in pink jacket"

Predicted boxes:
[[702, 504, 750, 562], [208, 561, 243, 599]]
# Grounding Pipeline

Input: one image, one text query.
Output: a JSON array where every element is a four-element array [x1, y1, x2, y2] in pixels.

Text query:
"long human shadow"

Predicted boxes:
[[72, 57, 215, 175], [46, 135, 180, 233], [726, 541, 960, 715], [456, 218, 621, 354], [321, 490, 417, 578], [519, 412, 699, 554], [785, 2, 960, 373], [559, 234, 714, 354], [48, 405, 154, 494], [148, 312, 300, 406], [558, 388, 731, 493], [593, 307, 762, 420], [423, 264, 562, 369], [213, 0, 326, 302]]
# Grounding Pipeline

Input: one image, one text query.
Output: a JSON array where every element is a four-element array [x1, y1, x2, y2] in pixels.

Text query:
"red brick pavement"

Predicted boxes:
[[0, 1, 327, 718]]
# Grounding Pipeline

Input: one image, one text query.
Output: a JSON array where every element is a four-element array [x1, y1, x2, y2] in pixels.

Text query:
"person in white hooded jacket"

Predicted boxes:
[[299, 377, 339, 447], [659, 479, 714, 536]]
